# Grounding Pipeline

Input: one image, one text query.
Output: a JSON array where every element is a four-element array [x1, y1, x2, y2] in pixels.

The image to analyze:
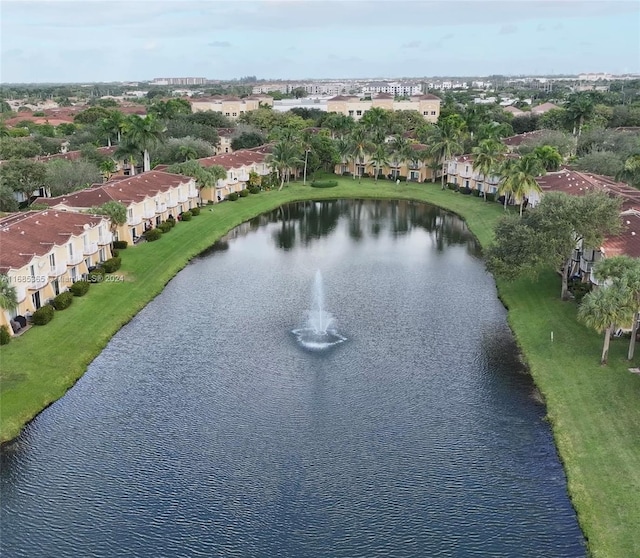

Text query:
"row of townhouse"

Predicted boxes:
[[326, 93, 441, 123], [189, 95, 273, 118], [40, 172, 199, 245], [196, 145, 272, 202], [0, 211, 113, 335], [335, 142, 440, 183]]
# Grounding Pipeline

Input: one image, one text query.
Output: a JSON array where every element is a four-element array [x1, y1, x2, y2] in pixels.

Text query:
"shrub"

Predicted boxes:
[[342, 171, 351, 176], [144, 228, 163, 241], [397, 176, 407, 182], [311, 180, 338, 188], [87, 267, 106, 282], [227, 192, 239, 201], [569, 279, 592, 303], [472, 189, 481, 197], [447, 183, 458, 191], [459, 187, 472, 195], [190, 206, 200, 216], [102, 256, 122, 273], [237, 189, 248, 198], [70, 280, 90, 297], [362, 172, 370, 178], [111, 249, 119, 258], [112, 240, 128, 250], [157, 221, 172, 233], [249, 186, 260, 194], [485, 192, 496, 202], [181, 210, 193, 221], [32, 305, 55, 325], [207, 200, 214, 205], [166, 217, 176, 227], [52, 291, 74, 310], [0, 325, 11, 345]]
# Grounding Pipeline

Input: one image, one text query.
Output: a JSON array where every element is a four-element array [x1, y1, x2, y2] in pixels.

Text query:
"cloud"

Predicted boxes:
[[402, 40, 421, 49], [425, 33, 454, 50], [208, 41, 231, 48], [499, 24, 517, 35], [143, 41, 158, 51]]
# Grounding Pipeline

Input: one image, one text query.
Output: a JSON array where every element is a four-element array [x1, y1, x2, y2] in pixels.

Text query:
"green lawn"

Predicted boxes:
[[1, 178, 639, 557]]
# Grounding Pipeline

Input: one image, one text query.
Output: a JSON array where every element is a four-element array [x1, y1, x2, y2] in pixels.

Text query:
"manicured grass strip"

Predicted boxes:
[[1, 179, 639, 557]]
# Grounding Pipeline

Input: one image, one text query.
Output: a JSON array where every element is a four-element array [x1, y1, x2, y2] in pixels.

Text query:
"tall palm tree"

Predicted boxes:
[[323, 113, 354, 139], [114, 140, 140, 176], [267, 140, 302, 190], [578, 284, 634, 365], [335, 137, 352, 174], [368, 144, 390, 182], [511, 155, 545, 216], [472, 139, 506, 199], [178, 145, 198, 162], [360, 107, 391, 142], [565, 94, 594, 137], [348, 127, 372, 181], [99, 158, 117, 181], [122, 114, 165, 172], [0, 274, 18, 314], [388, 136, 414, 180], [427, 117, 465, 189], [100, 111, 125, 147]]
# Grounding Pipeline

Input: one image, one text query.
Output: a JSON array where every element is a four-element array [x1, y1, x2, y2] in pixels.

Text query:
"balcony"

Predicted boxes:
[[15, 286, 27, 303], [98, 231, 113, 245], [408, 162, 420, 170], [83, 242, 98, 256], [178, 192, 189, 203], [142, 208, 155, 219], [127, 214, 143, 226], [27, 276, 49, 291], [167, 199, 179, 208], [48, 263, 68, 278], [156, 203, 167, 214], [67, 252, 84, 266], [188, 189, 199, 199]]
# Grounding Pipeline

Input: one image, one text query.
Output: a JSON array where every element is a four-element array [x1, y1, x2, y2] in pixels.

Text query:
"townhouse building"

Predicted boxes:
[[41, 172, 198, 245], [190, 95, 273, 118], [0, 210, 112, 335], [197, 146, 272, 202], [327, 93, 441, 123], [361, 81, 423, 97], [445, 154, 506, 195], [336, 143, 438, 183]]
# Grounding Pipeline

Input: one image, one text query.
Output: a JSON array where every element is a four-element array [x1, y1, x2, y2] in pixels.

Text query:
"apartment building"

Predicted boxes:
[[190, 95, 273, 118], [0, 210, 112, 335], [327, 93, 441, 122], [197, 146, 272, 202], [151, 77, 207, 85], [361, 81, 423, 97], [41, 172, 198, 245]]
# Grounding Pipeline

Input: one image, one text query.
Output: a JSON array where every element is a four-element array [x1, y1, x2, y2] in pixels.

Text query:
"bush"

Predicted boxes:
[[87, 267, 106, 283], [166, 217, 176, 227], [157, 221, 172, 233], [472, 189, 481, 197], [52, 291, 74, 310], [111, 249, 119, 258], [485, 192, 496, 202], [144, 228, 163, 241], [190, 206, 200, 216], [569, 279, 592, 303], [69, 280, 90, 297], [102, 256, 122, 272], [447, 183, 458, 191], [181, 211, 193, 221], [249, 186, 261, 194], [112, 240, 128, 250], [459, 187, 472, 195], [207, 200, 214, 205], [239, 189, 249, 198], [32, 305, 55, 325], [342, 171, 351, 176], [0, 325, 11, 345], [362, 172, 370, 178], [311, 180, 338, 188], [227, 192, 239, 201]]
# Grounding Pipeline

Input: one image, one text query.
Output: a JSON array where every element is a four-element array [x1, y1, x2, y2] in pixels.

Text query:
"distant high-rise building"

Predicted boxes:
[[150, 77, 208, 86]]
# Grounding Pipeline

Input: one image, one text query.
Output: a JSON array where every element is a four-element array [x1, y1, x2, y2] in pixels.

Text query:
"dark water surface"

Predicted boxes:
[[1, 200, 585, 557]]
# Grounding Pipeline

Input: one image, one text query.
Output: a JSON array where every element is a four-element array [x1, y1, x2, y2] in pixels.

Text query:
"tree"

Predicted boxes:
[[45, 159, 102, 196], [0, 274, 18, 314], [388, 135, 414, 177], [99, 159, 117, 181], [0, 181, 19, 212], [266, 140, 302, 190], [73, 106, 112, 125], [368, 144, 390, 181], [532, 145, 563, 171], [187, 111, 233, 128], [427, 115, 465, 189], [347, 127, 372, 181], [114, 140, 140, 176], [121, 114, 165, 172], [472, 139, 506, 199], [1, 159, 47, 196], [0, 138, 42, 159], [578, 283, 634, 364], [99, 111, 125, 147], [322, 113, 354, 139], [566, 94, 594, 137], [486, 191, 622, 300], [575, 151, 625, 178], [89, 201, 127, 236], [230, 131, 266, 151], [167, 160, 226, 199], [360, 107, 391, 141]]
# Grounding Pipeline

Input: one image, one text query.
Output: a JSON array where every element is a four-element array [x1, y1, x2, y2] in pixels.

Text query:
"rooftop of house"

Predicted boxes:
[[503, 106, 525, 115], [40, 171, 192, 209], [603, 211, 640, 258], [502, 129, 547, 147], [0, 210, 107, 272], [196, 145, 272, 171], [35, 146, 117, 164], [530, 102, 560, 114]]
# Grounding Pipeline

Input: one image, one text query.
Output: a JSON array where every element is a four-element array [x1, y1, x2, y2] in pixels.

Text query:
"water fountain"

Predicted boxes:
[[292, 270, 347, 351]]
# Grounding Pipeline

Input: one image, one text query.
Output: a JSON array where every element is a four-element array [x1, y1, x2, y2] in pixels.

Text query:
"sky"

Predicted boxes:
[[1, 0, 639, 84]]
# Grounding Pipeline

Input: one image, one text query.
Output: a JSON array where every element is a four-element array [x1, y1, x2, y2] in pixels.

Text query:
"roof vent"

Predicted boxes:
[[20, 230, 25, 235], [633, 232, 637, 236]]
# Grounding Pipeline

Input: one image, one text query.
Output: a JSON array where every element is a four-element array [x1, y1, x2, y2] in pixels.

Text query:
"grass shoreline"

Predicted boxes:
[[1, 178, 639, 556]]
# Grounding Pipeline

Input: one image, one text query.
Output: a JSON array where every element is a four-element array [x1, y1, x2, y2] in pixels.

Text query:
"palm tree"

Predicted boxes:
[[388, 136, 414, 180], [348, 127, 372, 181], [99, 111, 125, 147], [335, 137, 352, 175], [322, 113, 354, 139], [99, 159, 117, 181], [498, 156, 544, 216], [578, 284, 634, 364], [360, 107, 391, 142], [472, 139, 506, 199], [114, 140, 140, 176], [121, 114, 165, 172], [368, 144, 390, 182], [427, 117, 465, 189], [178, 145, 198, 162], [565, 94, 594, 137], [267, 140, 302, 190], [0, 274, 18, 314], [532, 145, 563, 171]]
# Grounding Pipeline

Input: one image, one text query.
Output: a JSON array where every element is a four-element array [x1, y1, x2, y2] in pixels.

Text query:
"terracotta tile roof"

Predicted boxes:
[[0, 210, 106, 272], [196, 145, 270, 171], [216, 128, 236, 137], [530, 102, 559, 114], [502, 130, 546, 147], [374, 92, 394, 99], [503, 106, 525, 115], [603, 212, 640, 258], [411, 94, 442, 101], [35, 146, 117, 163], [327, 95, 358, 101], [40, 171, 191, 209]]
